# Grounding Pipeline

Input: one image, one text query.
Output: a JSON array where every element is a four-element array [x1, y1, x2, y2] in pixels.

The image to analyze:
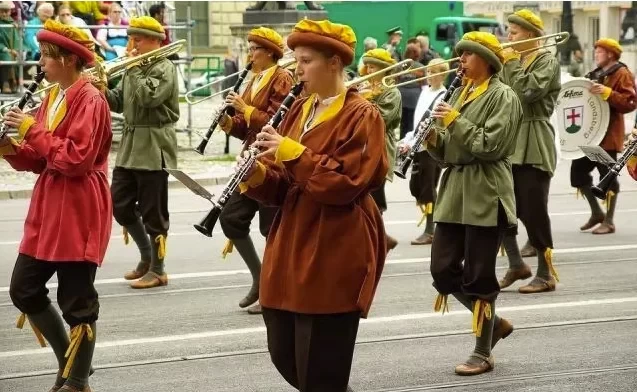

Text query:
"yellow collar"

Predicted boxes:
[[455, 77, 492, 109], [45, 85, 67, 132], [522, 49, 543, 70], [251, 64, 278, 101], [295, 90, 347, 140]]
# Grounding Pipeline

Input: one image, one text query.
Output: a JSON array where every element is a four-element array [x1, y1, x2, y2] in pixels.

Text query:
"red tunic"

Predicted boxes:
[[3, 79, 113, 265]]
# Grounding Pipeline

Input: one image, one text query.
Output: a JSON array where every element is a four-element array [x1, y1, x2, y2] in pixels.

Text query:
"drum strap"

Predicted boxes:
[[585, 62, 627, 83]]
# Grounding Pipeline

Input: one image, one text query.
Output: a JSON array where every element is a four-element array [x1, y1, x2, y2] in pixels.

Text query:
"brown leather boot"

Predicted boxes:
[[130, 271, 168, 289], [454, 354, 494, 376], [123, 264, 149, 280], [498, 263, 532, 289], [59, 385, 91, 392], [592, 222, 615, 234], [518, 276, 556, 294], [491, 318, 513, 349], [520, 241, 536, 257], [411, 232, 433, 245], [386, 234, 398, 251], [580, 214, 605, 231], [246, 303, 262, 315]]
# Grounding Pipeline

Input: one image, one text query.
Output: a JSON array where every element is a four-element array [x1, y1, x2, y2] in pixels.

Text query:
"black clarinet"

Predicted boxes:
[[394, 70, 465, 179], [194, 61, 253, 155], [0, 71, 46, 139], [194, 81, 305, 237], [592, 117, 637, 199]]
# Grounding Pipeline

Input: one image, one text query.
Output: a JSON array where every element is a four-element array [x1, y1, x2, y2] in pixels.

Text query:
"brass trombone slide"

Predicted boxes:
[[382, 67, 458, 89], [382, 32, 570, 88], [345, 58, 414, 89]]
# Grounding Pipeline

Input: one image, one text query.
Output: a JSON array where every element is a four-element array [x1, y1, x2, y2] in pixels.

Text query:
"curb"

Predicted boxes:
[[0, 175, 233, 201]]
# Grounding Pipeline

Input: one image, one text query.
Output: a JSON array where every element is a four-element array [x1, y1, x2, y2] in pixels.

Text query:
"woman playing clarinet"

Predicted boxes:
[[238, 19, 388, 392]]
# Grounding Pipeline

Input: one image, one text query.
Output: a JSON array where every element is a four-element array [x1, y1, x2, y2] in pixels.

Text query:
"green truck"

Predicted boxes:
[[299, 1, 505, 63]]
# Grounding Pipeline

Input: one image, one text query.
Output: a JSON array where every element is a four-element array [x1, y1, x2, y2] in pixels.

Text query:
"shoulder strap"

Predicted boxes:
[[427, 90, 446, 112]]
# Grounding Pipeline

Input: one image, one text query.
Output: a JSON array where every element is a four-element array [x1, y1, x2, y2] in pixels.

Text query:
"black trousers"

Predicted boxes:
[[370, 180, 387, 213], [570, 151, 619, 194], [431, 219, 506, 302], [9, 254, 99, 327], [219, 190, 277, 239], [512, 165, 553, 250], [400, 107, 415, 140], [409, 151, 442, 205], [262, 307, 360, 392], [111, 167, 170, 238]]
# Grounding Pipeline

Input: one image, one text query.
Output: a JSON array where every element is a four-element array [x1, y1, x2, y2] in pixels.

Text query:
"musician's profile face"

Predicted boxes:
[[507, 23, 534, 51], [294, 46, 342, 94], [594, 46, 613, 67], [365, 63, 384, 81], [459, 51, 489, 79], [247, 41, 273, 70], [129, 34, 160, 55]]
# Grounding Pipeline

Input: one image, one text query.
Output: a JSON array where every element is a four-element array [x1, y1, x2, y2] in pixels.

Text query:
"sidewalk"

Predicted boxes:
[[0, 100, 242, 200]]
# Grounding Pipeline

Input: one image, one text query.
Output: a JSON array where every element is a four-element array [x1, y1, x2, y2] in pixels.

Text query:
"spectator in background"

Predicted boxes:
[[57, 4, 105, 58], [222, 48, 239, 154], [396, 39, 424, 139], [96, 2, 128, 61], [382, 26, 403, 62], [24, 3, 55, 62], [69, 1, 106, 27], [0, 1, 18, 93], [568, 48, 584, 77], [416, 34, 439, 66], [357, 36, 378, 74], [149, 3, 169, 46]]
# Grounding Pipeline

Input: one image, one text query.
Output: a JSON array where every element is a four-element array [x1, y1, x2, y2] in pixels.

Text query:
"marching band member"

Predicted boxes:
[[240, 19, 387, 391], [572, 38, 637, 234], [428, 32, 522, 376], [401, 58, 448, 245], [218, 27, 294, 314], [627, 128, 637, 180], [105, 16, 180, 289], [497, 9, 561, 293], [360, 48, 401, 250], [2, 20, 111, 392]]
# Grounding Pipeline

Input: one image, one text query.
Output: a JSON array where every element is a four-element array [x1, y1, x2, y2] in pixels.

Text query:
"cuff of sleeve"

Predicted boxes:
[[0, 136, 18, 156], [503, 51, 521, 64], [17, 116, 35, 140], [274, 137, 306, 166], [424, 129, 439, 148], [243, 106, 255, 127], [600, 86, 612, 101], [628, 155, 637, 168], [239, 161, 267, 193], [220, 114, 233, 133], [441, 109, 460, 129]]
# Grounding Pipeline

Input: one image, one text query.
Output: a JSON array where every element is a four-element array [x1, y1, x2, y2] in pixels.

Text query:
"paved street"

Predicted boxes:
[[0, 161, 636, 391]]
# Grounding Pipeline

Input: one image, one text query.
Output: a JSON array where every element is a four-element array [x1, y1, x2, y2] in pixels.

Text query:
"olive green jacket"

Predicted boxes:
[[427, 78, 523, 227], [106, 57, 180, 170], [499, 50, 561, 176], [370, 86, 401, 181]]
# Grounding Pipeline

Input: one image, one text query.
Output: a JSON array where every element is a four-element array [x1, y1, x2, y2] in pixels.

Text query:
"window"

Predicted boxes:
[[174, 2, 209, 48], [552, 18, 561, 35], [436, 23, 455, 41], [589, 16, 600, 45]]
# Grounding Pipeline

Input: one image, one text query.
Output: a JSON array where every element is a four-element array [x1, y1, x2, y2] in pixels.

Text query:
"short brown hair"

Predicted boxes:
[[40, 42, 88, 71]]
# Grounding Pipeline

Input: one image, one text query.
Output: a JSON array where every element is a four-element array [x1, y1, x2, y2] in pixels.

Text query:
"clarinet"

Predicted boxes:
[[193, 81, 305, 237], [591, 117, 637, 200], [0, 71, 46, 139], [394, 70, 465, 179], [194, 61, 254, 155]]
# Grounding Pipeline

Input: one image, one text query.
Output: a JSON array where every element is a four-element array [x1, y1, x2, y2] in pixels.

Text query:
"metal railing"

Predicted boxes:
[[0, 7, 196, 143]]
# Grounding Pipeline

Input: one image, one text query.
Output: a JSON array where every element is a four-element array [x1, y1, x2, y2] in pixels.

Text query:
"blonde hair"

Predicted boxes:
[[39, 41, 88, 71], [426, 58, 449, 74]]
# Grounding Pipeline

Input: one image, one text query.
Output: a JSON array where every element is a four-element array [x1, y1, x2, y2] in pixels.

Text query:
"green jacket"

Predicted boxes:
[[427, 78, 523, 227], [499, 50, 561, 176], [106, 57, 180, 170], [0, 18, 18, 62], [370, 86, 401, 181]]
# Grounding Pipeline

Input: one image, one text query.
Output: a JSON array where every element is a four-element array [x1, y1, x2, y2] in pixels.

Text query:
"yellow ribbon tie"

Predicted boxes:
[[63, 324, 94, 378], [16, 313, 47, 347], [222, 239, 234, 259], [544, 248, 559, 282], [472, 299, 492, 337], [433, 294, 449, 314], [500, 245, 506, 256], [576, 188, 581, 200], [123, 227, 129, 245], [417, 204, 427, 227], [605, 190, 615, 211], [155, 235, 166, 259]]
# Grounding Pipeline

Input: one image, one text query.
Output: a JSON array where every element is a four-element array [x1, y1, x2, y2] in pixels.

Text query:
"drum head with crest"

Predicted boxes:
[[551, 77, 610, 160]]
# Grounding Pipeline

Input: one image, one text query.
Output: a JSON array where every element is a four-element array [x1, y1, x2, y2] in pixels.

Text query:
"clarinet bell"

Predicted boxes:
[[194, 206, 222, 237], [194, 138, 207, 155], [394, 156, 412, 179], [591, 171, 618, 200]]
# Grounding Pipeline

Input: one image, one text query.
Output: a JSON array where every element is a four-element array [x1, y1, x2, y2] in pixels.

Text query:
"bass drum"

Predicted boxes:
[[550, 77, 610, 160]]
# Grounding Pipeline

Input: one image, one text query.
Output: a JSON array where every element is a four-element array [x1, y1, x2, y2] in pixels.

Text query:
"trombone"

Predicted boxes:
[[185, 51, 296, 105], [381, 32, 570, 88], [345, 58, 415, 89]]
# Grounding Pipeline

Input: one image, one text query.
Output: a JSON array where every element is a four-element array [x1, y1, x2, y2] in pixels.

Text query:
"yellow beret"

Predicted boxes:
[[456, 32, 504, 72], [287, 19, 357, 65], [508, 9, 544, 36], [248, 27, 284, 59], [128, 16, 166, 40], [595, 38, 622, 58]]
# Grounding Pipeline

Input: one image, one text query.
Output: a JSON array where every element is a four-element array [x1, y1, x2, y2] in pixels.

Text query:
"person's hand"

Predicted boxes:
[[625, 128, 637, 148], [431, 102, 453, 119], [3, 107, 28, 129], [398, 144, 411, 154], [224, 91, 247, 114], [253, 125, 284, 158], [590, 83, 607, 95], [236, 151, 257, 180]]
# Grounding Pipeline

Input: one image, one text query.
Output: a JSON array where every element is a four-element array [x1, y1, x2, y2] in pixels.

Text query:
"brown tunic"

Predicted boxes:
[[223, 66, 294, 148], [599, 66, 637, 152], [244, 88, 388, 317]]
